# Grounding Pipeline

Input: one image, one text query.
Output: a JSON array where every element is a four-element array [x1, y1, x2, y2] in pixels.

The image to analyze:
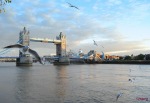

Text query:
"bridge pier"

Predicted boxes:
[[53, 56, 70, 65], [16, 55, 33, 66]]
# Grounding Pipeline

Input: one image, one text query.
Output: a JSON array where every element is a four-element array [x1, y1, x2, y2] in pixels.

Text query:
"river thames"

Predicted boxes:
[[0, 62, 150, 103]]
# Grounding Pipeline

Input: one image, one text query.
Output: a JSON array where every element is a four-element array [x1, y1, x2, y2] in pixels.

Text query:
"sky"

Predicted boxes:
[[0, 0, 150, 57]]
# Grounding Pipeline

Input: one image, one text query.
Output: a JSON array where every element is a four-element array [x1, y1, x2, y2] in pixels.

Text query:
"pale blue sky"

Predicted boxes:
[[0, 0, 150, 56]]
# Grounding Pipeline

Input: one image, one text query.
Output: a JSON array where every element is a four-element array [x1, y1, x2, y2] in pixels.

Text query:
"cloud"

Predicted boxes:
[[0, 0, 150, 56]]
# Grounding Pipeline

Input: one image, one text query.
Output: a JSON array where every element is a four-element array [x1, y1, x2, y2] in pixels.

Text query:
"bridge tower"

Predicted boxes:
[[55, 32, 70, 65], [56, 32, 66, 56], [16, 27, 33, 66], [19, 27, 30, 56]]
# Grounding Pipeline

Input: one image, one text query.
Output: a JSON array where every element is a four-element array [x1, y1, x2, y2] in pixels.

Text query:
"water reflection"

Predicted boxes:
[[55, 66, 68, 103], [15, 67, 33, 103], [15, 65, 71, 103]]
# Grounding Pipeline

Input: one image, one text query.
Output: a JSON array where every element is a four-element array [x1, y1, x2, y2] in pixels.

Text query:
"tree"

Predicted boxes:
[[134, 54, 145, 60], [124, 55, 131, 60], [119, 56, 124, 60], [145, 54, 150, 60], [0, 0, 11, 13]]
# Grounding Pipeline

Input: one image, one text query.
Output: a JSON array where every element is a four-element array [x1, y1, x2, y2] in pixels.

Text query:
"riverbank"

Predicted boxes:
[[100, 60, 150, 64], [1, 59, 150, 65]]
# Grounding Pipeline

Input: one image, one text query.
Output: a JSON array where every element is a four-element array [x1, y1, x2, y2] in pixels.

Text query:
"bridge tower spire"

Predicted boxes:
[[19, 27, 30, 46]]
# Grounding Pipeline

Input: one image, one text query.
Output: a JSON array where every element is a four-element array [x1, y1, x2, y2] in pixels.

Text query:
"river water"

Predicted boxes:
[[0, 62, 150, 103]]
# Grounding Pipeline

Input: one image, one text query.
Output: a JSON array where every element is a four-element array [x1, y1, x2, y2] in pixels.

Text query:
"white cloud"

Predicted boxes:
[[0, 0, 150, 56]]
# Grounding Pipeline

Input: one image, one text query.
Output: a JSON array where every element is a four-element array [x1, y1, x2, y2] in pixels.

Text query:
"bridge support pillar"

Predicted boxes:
[[16, 55, 33, 66], [53, 56, 70, 65]]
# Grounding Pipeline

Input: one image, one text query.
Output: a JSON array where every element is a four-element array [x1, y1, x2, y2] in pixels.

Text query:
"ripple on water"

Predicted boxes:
[[0, 63, 150, 103]]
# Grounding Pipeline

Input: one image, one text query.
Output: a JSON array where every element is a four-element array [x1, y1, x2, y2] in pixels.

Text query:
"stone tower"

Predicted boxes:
[[19, 27, 30, 57], [16, 27, 32, 66], [56, 32, 66, 57]]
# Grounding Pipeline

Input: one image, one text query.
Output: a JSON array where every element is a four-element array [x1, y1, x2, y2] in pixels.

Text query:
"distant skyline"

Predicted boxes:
[[0, 0, 150, 56]]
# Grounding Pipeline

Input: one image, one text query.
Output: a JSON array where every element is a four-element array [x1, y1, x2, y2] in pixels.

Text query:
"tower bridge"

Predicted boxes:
[[3, 27, 70, 66]]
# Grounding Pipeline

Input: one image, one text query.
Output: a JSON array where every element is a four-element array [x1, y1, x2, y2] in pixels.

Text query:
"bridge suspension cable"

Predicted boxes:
[[0, 40, 22, 56]]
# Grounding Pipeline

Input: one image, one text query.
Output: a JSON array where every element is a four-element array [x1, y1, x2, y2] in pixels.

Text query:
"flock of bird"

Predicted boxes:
[[92, 39, 140, 102], [116, 67, 137, 102], [93, 39, 143, 102], [92, 39, 125, 102]]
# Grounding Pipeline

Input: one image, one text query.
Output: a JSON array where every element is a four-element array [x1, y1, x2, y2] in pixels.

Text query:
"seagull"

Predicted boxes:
[[93, 40, 104, 48], [128, 79, 132, 82], [100, 45, 104, 48], [4, 44, 43, 64], [116, 92, 123, 101], [67, 2, 79, 10], [93, 40, 98, 46], [128, 77, 136, 82]]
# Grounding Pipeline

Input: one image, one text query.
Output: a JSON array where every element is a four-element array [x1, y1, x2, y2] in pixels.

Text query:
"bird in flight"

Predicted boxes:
[[67, 2, 79, 10], [128, 77, 136, 82], [93, 40, 98, 46], [93, 40, 104, 48], [128, 78, 132, 82], [116, 92, 123, 101], [4, 44, 43, 64], [100, 45, 104, 48]]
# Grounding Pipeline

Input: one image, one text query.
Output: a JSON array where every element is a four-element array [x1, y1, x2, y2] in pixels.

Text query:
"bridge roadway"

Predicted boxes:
[[30, 38, 61, 44]]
